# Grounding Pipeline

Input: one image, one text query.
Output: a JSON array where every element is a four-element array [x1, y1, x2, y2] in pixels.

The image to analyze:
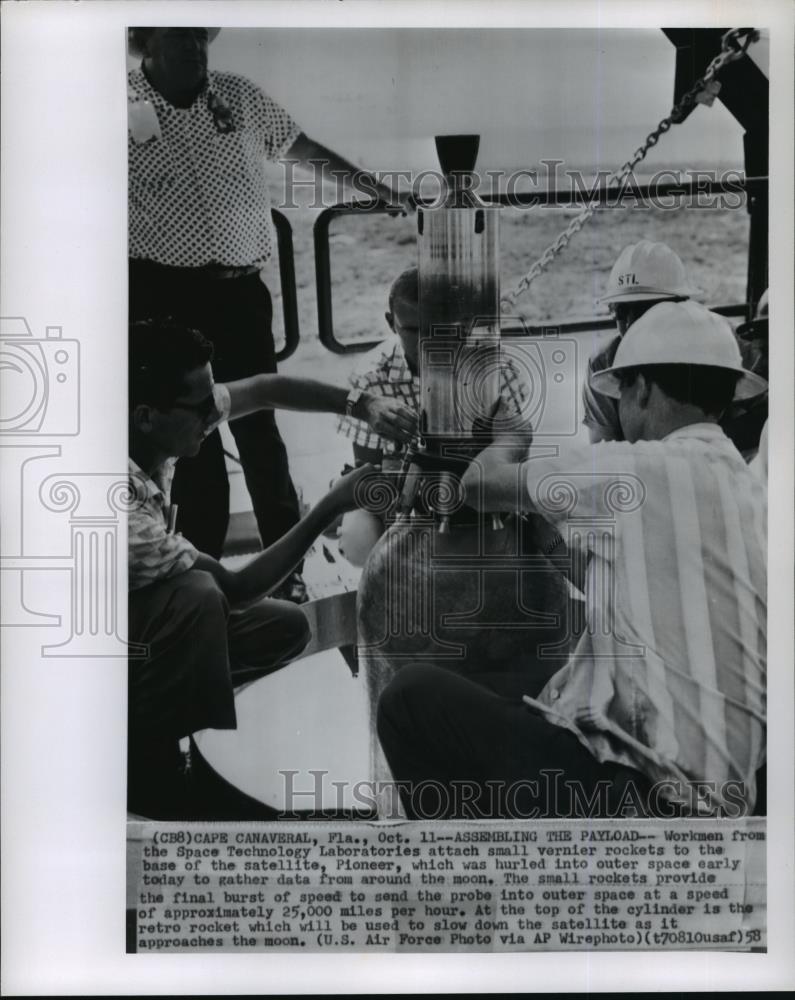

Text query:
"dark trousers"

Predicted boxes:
[[377, 664, 653, 820], [129, 258, 301, 559], [127, 569, 310, 810]]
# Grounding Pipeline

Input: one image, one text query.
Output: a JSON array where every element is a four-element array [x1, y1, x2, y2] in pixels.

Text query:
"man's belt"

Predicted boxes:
[[132, 258, 262, 280], [192, 262, 262, 280]]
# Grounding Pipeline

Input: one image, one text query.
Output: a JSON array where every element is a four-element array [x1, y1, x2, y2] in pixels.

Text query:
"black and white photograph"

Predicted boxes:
[[2, 0, 793, 994]]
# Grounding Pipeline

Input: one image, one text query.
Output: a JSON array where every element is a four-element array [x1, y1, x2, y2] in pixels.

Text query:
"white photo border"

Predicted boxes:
[[1, 0, 792, 993]]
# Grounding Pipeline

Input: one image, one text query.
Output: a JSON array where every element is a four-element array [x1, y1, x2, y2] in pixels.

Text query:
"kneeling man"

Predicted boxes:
[[378, 301, 767, 819]]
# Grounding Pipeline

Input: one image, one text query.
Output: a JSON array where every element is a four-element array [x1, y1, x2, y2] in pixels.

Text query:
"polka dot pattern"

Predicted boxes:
[[128, 68, 301, 267]]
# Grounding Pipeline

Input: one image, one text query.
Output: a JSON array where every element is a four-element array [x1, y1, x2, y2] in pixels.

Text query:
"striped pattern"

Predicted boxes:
[[337, 336, 529, 454], [523, 423, 767, 815]]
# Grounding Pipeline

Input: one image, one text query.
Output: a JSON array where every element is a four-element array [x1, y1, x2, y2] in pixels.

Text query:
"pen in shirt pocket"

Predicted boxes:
[[166, 503, 179, 534]]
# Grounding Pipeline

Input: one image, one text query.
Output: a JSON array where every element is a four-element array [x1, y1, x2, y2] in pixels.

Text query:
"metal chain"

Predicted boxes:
[[500, 27, 760, 311]]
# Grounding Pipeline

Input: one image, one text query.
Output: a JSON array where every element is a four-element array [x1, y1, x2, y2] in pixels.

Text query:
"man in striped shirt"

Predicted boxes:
[[377, 301, 767, 819]]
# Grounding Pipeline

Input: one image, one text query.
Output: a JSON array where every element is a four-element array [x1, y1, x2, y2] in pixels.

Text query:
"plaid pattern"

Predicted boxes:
[[337, 336, 529, 455], [128, 384, 230, 589]]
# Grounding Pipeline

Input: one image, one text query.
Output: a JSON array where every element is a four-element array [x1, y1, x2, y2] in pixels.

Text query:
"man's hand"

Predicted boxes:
[[357, 393, 418, 444], [325, 463, 379, 514], [370, 183, 416, 216], [398, 190, 417, 215], [199, 465, 384, 606], [387, 189, 417, 216], [482, 395, 534, 448]]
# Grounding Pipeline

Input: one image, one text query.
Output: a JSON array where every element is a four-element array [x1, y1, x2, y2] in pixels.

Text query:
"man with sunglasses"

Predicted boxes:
[[128, 320, 411, 819], [583, 240, 692, 444]]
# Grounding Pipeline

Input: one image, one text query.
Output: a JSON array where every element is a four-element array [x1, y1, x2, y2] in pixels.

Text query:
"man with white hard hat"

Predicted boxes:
[[378, 301, 768, 820], [583, 239, 692, 443]]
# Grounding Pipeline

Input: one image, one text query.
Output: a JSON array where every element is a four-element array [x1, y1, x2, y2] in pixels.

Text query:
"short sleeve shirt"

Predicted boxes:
[[128, 383, 231, 589], [337, 336, 530, 455], [128, 68, 301, 268], [522, 424, 767, 815]]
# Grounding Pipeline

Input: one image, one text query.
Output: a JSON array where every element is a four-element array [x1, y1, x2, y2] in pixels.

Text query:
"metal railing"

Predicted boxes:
[[271, 209, 300, 362], [313, 204, 403, 354], [312, 174, 767, 352]]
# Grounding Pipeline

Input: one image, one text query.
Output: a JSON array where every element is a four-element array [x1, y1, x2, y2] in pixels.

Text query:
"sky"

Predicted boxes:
[[205, 27, 758, 174]]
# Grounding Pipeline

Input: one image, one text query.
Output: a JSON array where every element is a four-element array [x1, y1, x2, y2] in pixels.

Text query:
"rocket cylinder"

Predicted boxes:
[[417, 136, 502, 443]]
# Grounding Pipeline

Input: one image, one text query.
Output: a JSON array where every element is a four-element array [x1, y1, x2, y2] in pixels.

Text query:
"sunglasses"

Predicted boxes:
[[171, 392, 216, 421]]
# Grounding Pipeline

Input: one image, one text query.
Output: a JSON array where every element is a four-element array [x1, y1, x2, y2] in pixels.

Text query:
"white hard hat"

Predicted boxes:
[[600, 240, 693, 304], [590, 300, 768, 401]]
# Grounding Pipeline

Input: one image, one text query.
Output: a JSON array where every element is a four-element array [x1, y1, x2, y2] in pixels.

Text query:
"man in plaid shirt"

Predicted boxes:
[[336, 268, 531, 564]]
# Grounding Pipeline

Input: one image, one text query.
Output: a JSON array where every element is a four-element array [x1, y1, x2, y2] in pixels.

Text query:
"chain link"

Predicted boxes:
[[500, 27, 760, 311]]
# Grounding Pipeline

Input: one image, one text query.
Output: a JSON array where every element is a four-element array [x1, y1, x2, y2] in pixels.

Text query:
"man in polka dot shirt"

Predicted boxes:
[[128, 27, 405, 601]]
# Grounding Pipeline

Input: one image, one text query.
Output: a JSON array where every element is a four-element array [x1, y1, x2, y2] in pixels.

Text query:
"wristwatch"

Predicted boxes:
[[345, 388, 364, 417]]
